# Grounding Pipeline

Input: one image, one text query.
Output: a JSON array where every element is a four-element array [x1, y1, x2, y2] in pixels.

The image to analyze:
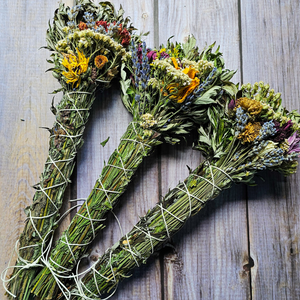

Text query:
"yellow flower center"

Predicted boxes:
[[237, 97, 262, 116], [238, 122, 262, 143], [62, 49, 89, 88]]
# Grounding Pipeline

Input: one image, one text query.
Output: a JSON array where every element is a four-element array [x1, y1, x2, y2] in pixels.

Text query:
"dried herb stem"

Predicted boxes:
[[66, 157, 237, 299], [31, 122, 162, 299], [7, 87, 96, 300]]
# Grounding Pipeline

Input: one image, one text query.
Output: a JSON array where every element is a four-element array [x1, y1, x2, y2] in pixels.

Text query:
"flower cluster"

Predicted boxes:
[[145, 48, 215, 104], [121, 36, 236, 145], [228, 83, 300, 176], [62, 8, 131, 46], [140, 113, 157, 129], [47, 1, 136, 90], [151, 58, 193, 87], [131, 41, 151, 90]]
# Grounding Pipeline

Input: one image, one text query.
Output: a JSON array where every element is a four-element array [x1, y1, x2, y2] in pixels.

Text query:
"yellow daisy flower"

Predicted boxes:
[[62, 49, 89, 88]]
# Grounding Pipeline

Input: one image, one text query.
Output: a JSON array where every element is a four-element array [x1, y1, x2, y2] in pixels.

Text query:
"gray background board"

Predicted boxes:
[[1, 1, 299, 299]]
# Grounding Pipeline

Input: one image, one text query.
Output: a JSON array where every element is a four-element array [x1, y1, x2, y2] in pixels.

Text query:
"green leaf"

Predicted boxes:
[[222, 82, 238, 96], [182, 35, 197, 58], [199, 135, 211, 146], [120, 63, 127, 81], [50, 88, 64, 94], [220, 70, 236, 81], [117, 6, 125, 19], [104, 201, 113, 209], [100, 137, 110, 147], [120, 78, 131, 95], [194, 86, 220, 105]]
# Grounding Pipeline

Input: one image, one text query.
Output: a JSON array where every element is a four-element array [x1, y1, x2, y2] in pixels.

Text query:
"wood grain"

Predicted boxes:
[[0, 1, 74, 298], [157, 1, 250, 299], [241, 1, 300, 299], [1, 0, 300, 299]]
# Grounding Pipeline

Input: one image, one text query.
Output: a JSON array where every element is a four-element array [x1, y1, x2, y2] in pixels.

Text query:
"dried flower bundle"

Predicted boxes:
[[5, 1, 136, 299], [31, 38, 236, 299], [61, 83, 300, 299]]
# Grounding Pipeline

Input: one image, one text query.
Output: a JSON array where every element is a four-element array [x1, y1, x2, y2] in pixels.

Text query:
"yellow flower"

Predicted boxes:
[[238, 122, 262, 143], [167, 61, 200, 103], [171, 47, 179, 58], [62, 49, 89, 88], [94, 55, 108, 69], [237, 97, 262, 116]]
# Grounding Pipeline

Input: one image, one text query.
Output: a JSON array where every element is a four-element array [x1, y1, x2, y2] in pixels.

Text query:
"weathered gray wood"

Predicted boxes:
[[1, 1, 300, 300], [0, 1, 74, 298], [241, 1, 300, 299], [157, 1, 250, 299]]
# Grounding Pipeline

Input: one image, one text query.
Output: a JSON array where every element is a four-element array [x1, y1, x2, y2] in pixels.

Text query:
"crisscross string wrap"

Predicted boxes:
[[68, 210, 129, 300], [1, 229, 54, 298], [60, 200, 107, 263], [94, 121, 153, 202], [1, 91, 94, 298], [74, 162, 235, 299], [33, 90, 92, 222], [19, 120, 155, 299], [121, 122, 153, 156], [1, 197, 89, 299]]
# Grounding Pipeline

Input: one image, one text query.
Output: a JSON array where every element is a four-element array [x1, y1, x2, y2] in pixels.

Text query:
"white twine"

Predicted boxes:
[[36, 201, 125, 299], [94, 178, 116, 207], [123, 233, 140, 267], [1, 92, 98, 299], [158, 204, 170, 239], [63, 91, 92, 124], [121, 122, 153, 154], [74, 162, 235, 300], [1, 230, 54, 298], [210, 165, 234, 182], [105, 161, 133, 179]]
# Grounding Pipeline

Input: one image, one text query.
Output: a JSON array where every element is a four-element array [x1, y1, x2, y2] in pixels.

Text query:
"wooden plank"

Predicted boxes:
[[157, 1, 250, 299], [76, 1, 162, 299], [241, 0, 300, 299], [0, 1, 74, 298], [1, 1, 299, 300]]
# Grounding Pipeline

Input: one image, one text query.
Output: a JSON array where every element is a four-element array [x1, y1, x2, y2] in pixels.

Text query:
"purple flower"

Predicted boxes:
[[137, 45, 143, 63], [273, 120, 293, 142], [287, 131, 300, 154], [228, 99, 236, 110], [159, 51, 169, 59], [147, 50, 157, 62]]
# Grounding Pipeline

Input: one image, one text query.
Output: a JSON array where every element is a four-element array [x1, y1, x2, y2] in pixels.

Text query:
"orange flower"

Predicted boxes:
[[167, 64, 200, 103], [168, 77, 200, 103], [94, 55, 108, 69], [78, 21, 88, 31], [171, 57, 180, 69]]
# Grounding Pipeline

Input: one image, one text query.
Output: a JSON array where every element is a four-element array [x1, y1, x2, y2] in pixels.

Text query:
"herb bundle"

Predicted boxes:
[[31, 39, 236, 299], [61, 83, 300, 299], [5, 1, 135, 299]]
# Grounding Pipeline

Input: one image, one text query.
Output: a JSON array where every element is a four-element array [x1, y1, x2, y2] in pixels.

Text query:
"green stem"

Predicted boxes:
[[6, 86, 96, 300], [65, 159, 237, 299], [31, 122, 162, 299]]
